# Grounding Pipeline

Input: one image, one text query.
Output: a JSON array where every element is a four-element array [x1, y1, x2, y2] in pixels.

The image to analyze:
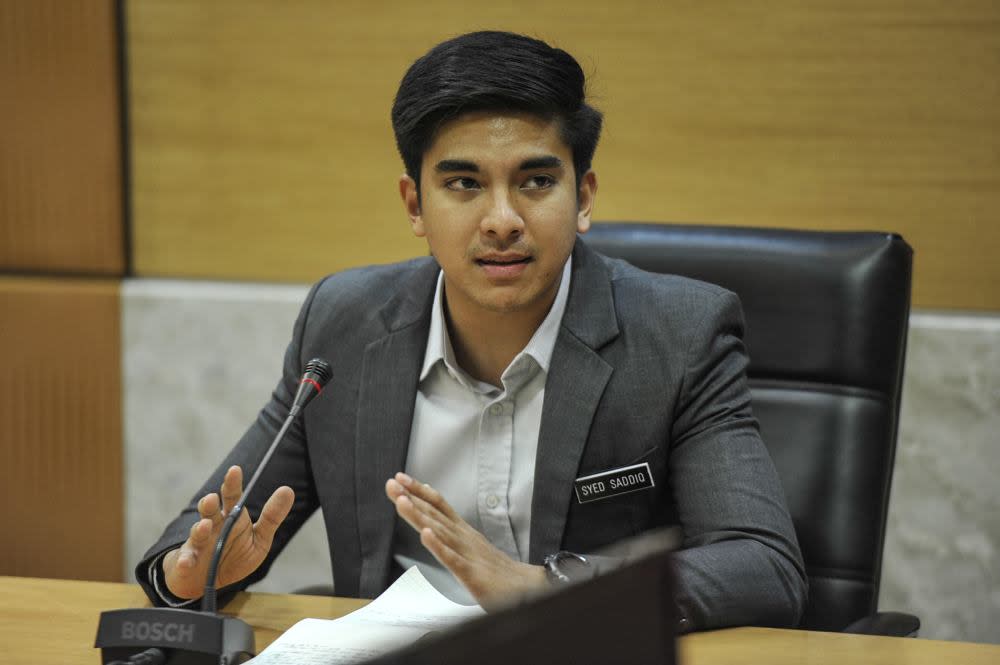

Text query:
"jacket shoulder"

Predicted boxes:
[[312, 257, 435, 304], [598, 253, 738, 308], [301, 257, 437, 339]]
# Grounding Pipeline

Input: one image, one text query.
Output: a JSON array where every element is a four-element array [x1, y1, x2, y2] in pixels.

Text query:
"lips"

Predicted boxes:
[[475, 254, 532, 266], [475, 253, 533, 279]]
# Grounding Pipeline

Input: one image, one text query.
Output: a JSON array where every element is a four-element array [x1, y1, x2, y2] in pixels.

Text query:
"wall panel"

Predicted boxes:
[[881, 312, 1000, 644], [0, 1, 124, 274], [120, 279, 328, 592], [0, 277, 123, 581], [127, 0, 999, 308]]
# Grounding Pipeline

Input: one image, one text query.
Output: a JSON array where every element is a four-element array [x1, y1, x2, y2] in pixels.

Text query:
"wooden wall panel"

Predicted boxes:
[[0, 1, 124, 275], [0, 277, 123, 581], [127, 0, 999, 309]]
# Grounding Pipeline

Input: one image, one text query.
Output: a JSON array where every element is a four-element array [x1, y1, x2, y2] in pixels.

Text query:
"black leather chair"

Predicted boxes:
[[582, 222, 918, 635]]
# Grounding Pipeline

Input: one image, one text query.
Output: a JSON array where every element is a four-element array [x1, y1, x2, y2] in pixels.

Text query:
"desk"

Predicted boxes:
[[2, 576, 998, 664]]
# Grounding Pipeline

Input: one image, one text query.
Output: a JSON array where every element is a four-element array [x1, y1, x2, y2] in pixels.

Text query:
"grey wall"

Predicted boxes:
[[122, 280, 1000, 644], [880, 313, 1000, 643], [122, 280, 329, 595]]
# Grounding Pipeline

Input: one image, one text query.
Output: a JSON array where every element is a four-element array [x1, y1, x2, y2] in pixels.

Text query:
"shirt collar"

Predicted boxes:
[[420, 256, 573, 383]]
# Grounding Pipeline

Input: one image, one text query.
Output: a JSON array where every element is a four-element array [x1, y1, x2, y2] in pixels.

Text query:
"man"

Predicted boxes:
[[137, 31, 807, 631]]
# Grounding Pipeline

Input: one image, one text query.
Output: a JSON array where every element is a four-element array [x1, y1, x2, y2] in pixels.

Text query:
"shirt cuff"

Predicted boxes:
[[149, 551, 200, 608]]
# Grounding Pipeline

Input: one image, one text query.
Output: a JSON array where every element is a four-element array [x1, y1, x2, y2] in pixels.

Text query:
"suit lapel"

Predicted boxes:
[[529, 240, 619, 562], [355, 261, 437, 597]]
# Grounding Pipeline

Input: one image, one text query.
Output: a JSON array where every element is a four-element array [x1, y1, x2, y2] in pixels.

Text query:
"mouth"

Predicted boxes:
[[475, 253, 533, 279], [475, 255, 533, 267]]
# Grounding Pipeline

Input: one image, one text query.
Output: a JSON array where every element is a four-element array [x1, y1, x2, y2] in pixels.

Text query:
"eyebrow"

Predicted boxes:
[[520, 156, 563, 170], [433, 156, 564, 173], [435, 159, 479, 173]]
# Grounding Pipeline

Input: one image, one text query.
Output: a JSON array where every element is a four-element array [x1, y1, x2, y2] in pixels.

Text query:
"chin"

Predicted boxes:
[[476, 293, 529, 314], [481, 299, 522, 314]]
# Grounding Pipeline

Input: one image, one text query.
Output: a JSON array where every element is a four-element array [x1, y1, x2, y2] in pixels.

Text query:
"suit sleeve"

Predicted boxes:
[[134, 278, 328, 607], [668, 290, 807, 630]]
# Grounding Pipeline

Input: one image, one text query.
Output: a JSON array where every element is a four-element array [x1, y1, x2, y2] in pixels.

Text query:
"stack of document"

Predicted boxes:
[[252, 567, 485, 664]]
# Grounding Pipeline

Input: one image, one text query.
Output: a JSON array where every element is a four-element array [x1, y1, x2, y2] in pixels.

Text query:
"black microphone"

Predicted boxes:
[[289, 357, 333, 418], [202, 357, 332, 613], [96, 359, 333, 665]]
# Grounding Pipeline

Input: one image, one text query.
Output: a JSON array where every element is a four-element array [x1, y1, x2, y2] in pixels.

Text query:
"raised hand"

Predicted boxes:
[[385, 472, 547, 610], [163, 465, 294, 600]]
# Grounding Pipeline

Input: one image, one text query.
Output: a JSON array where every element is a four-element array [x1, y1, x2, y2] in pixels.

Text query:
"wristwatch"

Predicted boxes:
[[542, 551, 591, 585]]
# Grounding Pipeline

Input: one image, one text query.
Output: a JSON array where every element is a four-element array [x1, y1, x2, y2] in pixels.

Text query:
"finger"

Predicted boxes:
[[189, 517, 214, 548], [389, 483, 445, 524], [385, 477, 407, 502], [396, 473, 459, 520], [403, 492, 448, 525], [253, 486, 295, 546], [392, 492, 430, 532], [397, 489, 462, 541], [419, 527, 502, 611], [220, 465, 243, 516], [387, 478, 462, 543], [393, 493, 454, 542], [197, 493, 223, 526], [176, 518, 213, 569], [386, 478, 428, 525], [419, 526, 469, 576], [419, 526, 453, 563], [390, 476, 450, 523]]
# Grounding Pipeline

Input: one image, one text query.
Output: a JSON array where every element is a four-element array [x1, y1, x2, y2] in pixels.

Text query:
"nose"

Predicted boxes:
[[480, 188, 524, 242]]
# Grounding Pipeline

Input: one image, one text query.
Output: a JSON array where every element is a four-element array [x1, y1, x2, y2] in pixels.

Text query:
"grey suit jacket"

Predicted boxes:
[[137, 239, 806, 630]]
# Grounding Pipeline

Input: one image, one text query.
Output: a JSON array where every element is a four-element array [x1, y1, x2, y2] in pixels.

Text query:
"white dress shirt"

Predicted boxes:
[[392, 257, 572, 603]]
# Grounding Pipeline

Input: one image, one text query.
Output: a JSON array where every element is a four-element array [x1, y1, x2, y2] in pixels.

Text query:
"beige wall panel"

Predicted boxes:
[[0, 277, 123, 581], [128, 1, 999, 309], [0, 1, 124, 274]]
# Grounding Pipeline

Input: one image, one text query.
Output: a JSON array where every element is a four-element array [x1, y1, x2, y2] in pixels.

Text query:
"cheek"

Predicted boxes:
[[540, 213, 584, 252], [422, 228, 467, 266], [533, 197, 582, 237]]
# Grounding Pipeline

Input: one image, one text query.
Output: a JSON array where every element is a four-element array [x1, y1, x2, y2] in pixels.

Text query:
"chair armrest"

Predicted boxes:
[[843, 611, 920, 637]]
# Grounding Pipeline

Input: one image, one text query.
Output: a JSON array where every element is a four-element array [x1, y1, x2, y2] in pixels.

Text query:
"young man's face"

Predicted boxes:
[[400, 111, 596, 325]]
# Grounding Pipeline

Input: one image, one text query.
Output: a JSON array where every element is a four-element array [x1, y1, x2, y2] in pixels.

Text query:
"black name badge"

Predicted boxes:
[[574, 462, 655, 504]]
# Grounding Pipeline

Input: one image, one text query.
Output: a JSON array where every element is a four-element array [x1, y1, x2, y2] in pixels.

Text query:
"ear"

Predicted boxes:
[[399, 174, 425, 237], [575, 170, 598, 234]]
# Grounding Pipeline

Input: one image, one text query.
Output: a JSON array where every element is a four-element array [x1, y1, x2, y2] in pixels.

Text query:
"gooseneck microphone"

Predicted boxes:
[[202, 357, 332, 615], [95, 359, 333, 665]]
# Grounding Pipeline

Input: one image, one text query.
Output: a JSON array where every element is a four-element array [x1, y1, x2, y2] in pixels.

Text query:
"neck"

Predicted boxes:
[[445, 292, 556, 388]]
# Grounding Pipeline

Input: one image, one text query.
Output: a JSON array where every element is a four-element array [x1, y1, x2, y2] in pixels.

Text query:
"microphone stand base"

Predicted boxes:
[[95, 607, 254, 664]]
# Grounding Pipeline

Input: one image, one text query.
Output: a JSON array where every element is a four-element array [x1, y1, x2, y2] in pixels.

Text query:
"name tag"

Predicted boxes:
[[573, 462, 655, 504]]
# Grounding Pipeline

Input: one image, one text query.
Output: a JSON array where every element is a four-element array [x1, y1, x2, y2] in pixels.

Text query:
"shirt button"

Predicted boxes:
[[490, 404, 503, 416], [485, 494, 499, 509]]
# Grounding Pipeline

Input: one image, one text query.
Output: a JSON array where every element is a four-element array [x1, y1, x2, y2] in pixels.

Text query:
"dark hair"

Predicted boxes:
[[391, 31, 603, 191]]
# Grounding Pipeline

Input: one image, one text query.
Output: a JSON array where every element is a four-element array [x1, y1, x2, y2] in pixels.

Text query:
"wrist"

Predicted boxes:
[[542, 551, 591, 585], [526, 563, 549, 589]]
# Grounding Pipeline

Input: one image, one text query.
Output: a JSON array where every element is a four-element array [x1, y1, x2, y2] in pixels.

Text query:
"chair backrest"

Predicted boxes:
[[581, 222, 912, 631]]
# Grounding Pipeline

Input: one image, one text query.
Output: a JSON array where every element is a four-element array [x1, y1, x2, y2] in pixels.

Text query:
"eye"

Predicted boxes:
[[444, 177, 481, 191], [522, 174, 555, 190]]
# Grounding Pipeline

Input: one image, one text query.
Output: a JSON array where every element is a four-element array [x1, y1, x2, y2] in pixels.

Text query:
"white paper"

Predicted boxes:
[[251, 566, 486, 664]]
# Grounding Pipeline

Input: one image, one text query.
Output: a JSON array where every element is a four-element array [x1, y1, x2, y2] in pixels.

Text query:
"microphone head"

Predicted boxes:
[[303, 357, 333, 388], [291, 358, 332, 415]]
